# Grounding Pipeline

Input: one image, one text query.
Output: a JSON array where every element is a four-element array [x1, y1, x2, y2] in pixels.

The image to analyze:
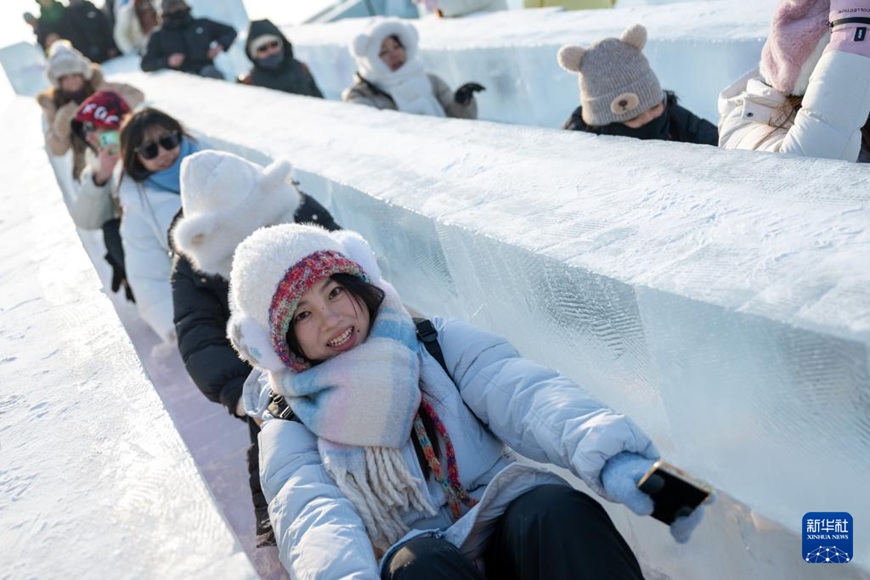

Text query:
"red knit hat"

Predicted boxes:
[[72, 91, 131, 137]]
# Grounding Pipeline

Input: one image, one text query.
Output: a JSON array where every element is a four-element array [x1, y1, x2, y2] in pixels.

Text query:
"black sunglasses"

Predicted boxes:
[[255, 40, 281, 54], [136, 132, 181, 160]]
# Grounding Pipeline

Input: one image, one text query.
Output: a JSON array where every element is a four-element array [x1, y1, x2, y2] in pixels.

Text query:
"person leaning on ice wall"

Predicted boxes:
[[68, 91, 136, 302], [36, 40, 143, 180], [228, 223, 713, 579], [238, 19, 323, 98], [342, 17, 484, 119], [558, 25, 718, 145], [117, 108, 204, 343], [169, 151, 340, 548], [718, 0, 870, 161]]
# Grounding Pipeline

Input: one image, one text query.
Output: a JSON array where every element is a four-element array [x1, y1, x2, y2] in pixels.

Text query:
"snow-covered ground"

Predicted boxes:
[[3, 1, 870, 578]]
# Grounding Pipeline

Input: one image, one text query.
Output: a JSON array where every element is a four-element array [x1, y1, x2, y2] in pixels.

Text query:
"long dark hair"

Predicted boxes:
[[119, 107, 189, 183], [284, 273, 385, 364]]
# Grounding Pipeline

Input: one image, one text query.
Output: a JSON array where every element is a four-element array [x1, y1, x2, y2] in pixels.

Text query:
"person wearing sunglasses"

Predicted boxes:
[[239, 19, 323, 98], [117, 107, 206, 343]]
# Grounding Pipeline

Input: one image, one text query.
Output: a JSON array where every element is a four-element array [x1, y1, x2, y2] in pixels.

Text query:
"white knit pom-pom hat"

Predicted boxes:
[[227, 224, 382, 373]]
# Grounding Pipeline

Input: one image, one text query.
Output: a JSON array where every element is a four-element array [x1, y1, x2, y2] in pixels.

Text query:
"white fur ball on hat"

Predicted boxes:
[[45, 40, 94, 87], [227, 224, 382, 372], [349, 17, 420, 80], [173, 151, 302, 280]]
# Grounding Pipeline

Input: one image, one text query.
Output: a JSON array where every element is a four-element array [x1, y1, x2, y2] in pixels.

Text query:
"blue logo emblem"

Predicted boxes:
[[803, 512, 852, 564]]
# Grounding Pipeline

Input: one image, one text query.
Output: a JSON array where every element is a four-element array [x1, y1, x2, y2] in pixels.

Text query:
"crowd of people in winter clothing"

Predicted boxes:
[[32, 0, 870, 575]]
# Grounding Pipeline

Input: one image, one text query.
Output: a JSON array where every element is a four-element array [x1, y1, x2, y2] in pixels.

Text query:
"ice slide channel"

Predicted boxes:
[[98, 67, 870, 578]]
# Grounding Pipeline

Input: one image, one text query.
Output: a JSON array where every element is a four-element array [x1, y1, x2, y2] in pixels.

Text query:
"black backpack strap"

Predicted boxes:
[[414, 317, 450, 378]]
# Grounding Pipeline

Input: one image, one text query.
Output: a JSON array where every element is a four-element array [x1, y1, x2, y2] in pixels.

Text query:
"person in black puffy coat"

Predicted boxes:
[[239, 19, 323, 97], [66, 0, 119, 63], [170, 150, 339, 547], [141, 0, 236, 78], [558, 24, 717, 145]]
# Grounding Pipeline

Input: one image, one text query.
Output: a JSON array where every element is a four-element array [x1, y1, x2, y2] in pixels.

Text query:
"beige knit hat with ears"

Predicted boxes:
[[45, 40, 94, 87], [558, 24, 663, 127]]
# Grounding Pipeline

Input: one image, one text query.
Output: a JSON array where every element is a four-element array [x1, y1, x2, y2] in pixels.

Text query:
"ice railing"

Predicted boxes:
[[105, 69, 870, 578]]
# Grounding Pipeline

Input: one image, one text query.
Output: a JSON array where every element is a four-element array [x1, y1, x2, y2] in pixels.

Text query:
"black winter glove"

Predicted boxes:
[[105, 252, 135, 303], [454, 82, 485, 106]]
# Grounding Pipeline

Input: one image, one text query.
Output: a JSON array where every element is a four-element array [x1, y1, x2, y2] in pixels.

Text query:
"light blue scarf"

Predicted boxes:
[[269, 285, 435, 549], [145, 137, 199, 193]]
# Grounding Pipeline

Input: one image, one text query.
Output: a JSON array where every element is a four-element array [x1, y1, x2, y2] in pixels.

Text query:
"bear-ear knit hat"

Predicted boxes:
[[557, 24, 663, 127], [759, 0, 831, 96], [172, 151, 303, 280], [227, 224, 382, 373], [45, 40, 94, 87], [349, 17, 420, 80]]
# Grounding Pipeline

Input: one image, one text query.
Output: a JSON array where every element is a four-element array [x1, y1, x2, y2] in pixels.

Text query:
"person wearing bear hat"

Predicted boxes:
[[238, 19, 323, 97], [342, 17, 484, 119], [140, 0, 237, 79], [68, 90, 135, 301], [228, 223, 711, 578], [719, 0, 870, 161], [36, 40, 144, 180], [558, 24, 718, 145], [169, 151, 339, 547]]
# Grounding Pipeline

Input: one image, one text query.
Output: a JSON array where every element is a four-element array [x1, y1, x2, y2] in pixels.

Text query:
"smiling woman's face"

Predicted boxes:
[[292, 277, 371, 363]]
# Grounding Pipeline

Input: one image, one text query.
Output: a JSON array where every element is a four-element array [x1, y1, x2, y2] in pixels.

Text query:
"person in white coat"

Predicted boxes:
[[342, 18, 484, 119], [69, 90, 135, 301], [113, 0, 160, 55], [718, 0, 870, 161], [118, 107, 202, 343], [228, 224, 710, 579]]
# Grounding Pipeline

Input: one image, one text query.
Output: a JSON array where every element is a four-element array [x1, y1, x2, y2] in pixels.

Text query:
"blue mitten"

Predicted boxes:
[[600, 452, 655, 516], [669, 492, 715, 544]]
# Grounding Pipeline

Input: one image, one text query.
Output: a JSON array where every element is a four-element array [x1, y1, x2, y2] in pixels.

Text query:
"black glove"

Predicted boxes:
[[454, 82, 485, 106], [105, 252, 135, 303]]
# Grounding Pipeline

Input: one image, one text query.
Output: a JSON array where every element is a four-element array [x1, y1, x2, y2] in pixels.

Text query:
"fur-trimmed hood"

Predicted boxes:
[[349, 17, 421, 82], [171, 151, 302, 280]]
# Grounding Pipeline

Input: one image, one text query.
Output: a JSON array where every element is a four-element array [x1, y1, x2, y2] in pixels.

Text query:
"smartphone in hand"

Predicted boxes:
[[637, 461, 713, 524], [98, 130, 120, 155]]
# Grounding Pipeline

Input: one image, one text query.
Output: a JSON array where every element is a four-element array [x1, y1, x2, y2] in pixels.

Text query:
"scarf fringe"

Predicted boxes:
[[331, 447, 436, 549]]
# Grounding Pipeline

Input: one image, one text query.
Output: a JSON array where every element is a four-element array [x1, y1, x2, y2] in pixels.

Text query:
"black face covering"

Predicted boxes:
[[163, 8, 192, 27], [257, 48, 285, 70], [597, 107, 671, 141], [63, 88, 90, 104]]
